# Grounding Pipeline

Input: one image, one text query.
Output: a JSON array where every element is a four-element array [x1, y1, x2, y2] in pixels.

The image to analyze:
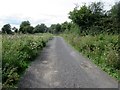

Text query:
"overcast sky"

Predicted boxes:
[[0, 0, 118, 29]]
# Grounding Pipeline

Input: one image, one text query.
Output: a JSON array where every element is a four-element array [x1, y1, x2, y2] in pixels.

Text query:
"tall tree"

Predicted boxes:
[[49, 24, 62, 34], [110, 1, 120, 23], [61, 21, 71, 32], [117, 2, 120, 23], [34, 24, 41, 33], [2, 24, 12, 34], [89, 2, 104, 16], [25, 26, 34, 34], [55, 24, 61, 33], [110, 2, 119, 17], [19, 21, 32, 33], [49, 24, 56, 34], [69, 4, 93, 30], [34, 24, 47, 33], [109, 1, 120, 34]]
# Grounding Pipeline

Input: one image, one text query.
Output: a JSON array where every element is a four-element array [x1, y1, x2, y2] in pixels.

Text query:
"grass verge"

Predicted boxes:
[[2, 33, 53, 88], [62, 33, 119, 81]]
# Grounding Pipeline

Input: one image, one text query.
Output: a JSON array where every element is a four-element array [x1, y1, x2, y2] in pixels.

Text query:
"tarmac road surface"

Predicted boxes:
[[19, 36, 118, 88]]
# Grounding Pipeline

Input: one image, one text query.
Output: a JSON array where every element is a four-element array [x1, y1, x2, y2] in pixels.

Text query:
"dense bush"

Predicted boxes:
[[2, 33, 53, 87], [62, 34, 119, 80]]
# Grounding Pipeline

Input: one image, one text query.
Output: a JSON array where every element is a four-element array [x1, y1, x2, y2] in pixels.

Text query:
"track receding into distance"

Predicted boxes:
[[19, 36, 118, 88]]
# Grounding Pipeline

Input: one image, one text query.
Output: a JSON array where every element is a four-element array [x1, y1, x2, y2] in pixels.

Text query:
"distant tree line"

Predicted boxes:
[[1, 1, 120, 35], [1, 21, 49, 34]]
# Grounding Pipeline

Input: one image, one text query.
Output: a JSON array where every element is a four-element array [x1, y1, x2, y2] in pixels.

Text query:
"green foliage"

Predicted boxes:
[[110, 2, 120, 18], [69, 23, 80, 34], [89, 2, 104, 17], [69, 5, 93, 29], [49, 23, 62, 34], [104, 1, 120, 34], [34, 24, 48, 33], [117, 2, 120, 22], [61, 21, 71, 32], [66, 1, 120, 35], [55, 24, 61, 33], [2, 64, 19, 88], [60, 2, 120, 81], [2, 33, 53, 87], [19, 21, 34, 34], [25, 26, 34, 34], [2, 24, 12, 34], [49, 24, 56, 33], [62, 34, 119, 80]]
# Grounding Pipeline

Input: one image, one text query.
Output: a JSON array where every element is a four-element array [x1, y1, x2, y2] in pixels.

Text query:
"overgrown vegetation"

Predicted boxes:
[[62, 34, 119, 80], [2, 33, 53, 87], [59, 1, 120, 80], [1, 1, 120, 88]]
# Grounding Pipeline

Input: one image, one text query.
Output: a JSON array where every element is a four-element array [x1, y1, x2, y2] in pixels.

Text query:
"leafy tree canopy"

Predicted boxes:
[[2, 24, 12, 34], [34, 24, 47, 33], [19, 21, 34, 34]]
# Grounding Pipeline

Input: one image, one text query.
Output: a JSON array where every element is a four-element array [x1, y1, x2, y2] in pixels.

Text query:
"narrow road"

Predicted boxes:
[[19, 36, 118, 88]]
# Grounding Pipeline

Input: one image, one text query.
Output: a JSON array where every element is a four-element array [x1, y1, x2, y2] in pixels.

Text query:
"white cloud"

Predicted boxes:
[[0, 0, 116, 29]]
